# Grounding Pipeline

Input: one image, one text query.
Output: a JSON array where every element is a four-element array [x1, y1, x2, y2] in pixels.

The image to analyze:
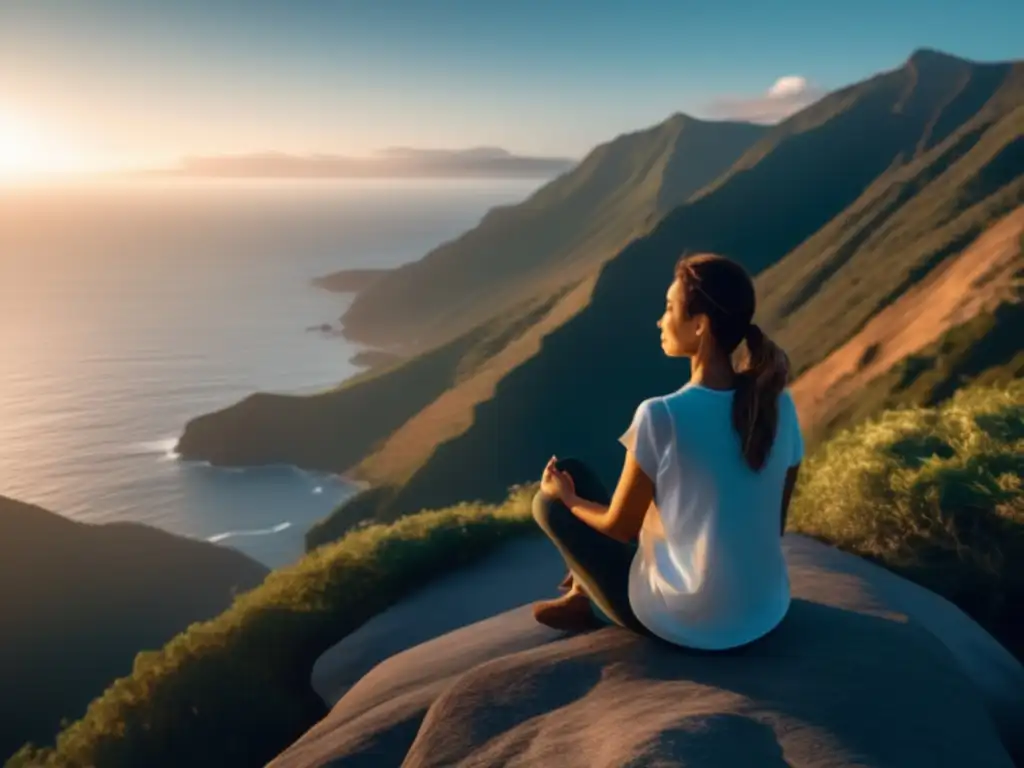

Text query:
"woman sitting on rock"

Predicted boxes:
[[532, 252, 804, 651]]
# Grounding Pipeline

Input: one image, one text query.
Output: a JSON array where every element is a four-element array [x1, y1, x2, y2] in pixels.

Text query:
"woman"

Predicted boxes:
[[531, 252, 804, 651]]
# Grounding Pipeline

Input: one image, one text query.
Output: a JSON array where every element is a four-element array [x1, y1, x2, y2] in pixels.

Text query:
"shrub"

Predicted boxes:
[[789, 381, 1024, 659]]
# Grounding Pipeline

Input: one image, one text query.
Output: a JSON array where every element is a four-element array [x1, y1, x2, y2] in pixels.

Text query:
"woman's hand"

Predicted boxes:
[[540, 456, 576, 503]]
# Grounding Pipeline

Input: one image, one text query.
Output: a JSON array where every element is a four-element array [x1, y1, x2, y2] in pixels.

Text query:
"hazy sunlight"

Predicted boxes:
[[0, 108, 85, 180]]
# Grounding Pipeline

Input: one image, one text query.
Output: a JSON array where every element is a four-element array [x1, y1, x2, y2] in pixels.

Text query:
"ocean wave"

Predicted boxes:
[[131, 437, 181, 460], [207, 521, 292, 543]]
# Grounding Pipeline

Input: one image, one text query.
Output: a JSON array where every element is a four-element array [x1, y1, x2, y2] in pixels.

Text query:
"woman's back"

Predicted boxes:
[[623, 383, 804, 650], [531, 252, 803, 644]]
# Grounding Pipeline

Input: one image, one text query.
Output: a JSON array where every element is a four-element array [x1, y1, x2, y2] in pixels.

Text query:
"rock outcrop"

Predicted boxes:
[[271, 535, 1024, 767]]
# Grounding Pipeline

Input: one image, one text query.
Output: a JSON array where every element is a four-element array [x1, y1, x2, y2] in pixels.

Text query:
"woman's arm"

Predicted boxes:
[[565, 451, 654, 542]]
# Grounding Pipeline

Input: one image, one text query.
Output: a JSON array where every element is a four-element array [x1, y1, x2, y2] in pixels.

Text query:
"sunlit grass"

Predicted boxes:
[[789, 380, 1024, 657]]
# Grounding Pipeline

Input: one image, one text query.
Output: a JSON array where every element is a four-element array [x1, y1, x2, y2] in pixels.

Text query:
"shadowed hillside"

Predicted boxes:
[[0, 496, 268, 763], [318, 50, 1023, 536], [339, 114, 767, 349]]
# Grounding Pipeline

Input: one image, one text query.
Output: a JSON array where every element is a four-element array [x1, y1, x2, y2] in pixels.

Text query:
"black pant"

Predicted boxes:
[[532, 457, 651, 635]]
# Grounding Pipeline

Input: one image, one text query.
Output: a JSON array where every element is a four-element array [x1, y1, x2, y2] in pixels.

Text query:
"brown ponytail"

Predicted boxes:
[[732, 323, 790, 471], [675, 253, 791, 471]]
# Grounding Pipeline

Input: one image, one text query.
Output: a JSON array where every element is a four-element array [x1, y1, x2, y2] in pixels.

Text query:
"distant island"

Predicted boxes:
[[141, 147, 578, 179]]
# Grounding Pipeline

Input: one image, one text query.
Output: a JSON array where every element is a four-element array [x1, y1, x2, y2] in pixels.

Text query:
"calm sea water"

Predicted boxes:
[[0, 177, 543, 568]]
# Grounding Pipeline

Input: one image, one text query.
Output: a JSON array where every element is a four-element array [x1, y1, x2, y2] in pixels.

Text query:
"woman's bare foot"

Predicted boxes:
[[532, 590, 602, 632]]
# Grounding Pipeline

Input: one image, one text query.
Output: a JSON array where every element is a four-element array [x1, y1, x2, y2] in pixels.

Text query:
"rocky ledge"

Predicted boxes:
[[269, 535, 1024, 767]]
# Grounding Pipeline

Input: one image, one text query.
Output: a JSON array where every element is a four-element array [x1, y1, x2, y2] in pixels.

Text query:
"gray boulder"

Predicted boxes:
[[271, 535, 1024, 767]]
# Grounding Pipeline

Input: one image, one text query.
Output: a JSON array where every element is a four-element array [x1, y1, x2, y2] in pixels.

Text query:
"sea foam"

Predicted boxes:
[[132, 437, 181, 460], [207, 521, 292, 543]]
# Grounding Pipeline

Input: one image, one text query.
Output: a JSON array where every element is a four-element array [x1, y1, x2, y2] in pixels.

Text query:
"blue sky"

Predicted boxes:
[[1, 0, 1022, 171]]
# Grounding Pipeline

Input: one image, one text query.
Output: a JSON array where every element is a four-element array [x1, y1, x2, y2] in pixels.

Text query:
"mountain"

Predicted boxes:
[[177, 49, 1022, 549], [338, 114, 768, 349], [176, 115, 768, 469], [748, 52, 1023, 374], [307, 49, 1023, 539], [0, 496, 268, 762]]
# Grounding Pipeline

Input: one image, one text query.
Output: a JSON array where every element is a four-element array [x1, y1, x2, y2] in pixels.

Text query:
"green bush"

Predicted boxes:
[[789, 380, 1024, 659], [8, 489, 538, 768]]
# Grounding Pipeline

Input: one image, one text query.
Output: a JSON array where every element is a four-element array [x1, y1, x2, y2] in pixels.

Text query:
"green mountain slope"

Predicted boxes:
[[339, 115, 767, 349], [0, 496, 268, 762], [756, 57, 1024, 373], [317, 50, 1023, 536], [790, 206, 1024, 445]]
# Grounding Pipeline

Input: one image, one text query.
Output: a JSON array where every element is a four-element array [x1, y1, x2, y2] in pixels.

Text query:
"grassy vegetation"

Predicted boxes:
[[305, 484, 400, 550], [12, 382, 1023, 767], [7, 489, 538, 768], [759, 101, 1024, 376], [789, 380, 1024, 660]]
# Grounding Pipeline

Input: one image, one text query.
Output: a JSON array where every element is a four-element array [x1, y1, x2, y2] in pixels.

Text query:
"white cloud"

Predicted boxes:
[[767, 75, 809, 98], [705, 75, 825, 124]]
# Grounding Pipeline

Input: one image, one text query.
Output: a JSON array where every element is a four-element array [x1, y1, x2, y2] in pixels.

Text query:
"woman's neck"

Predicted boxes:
[[689, 352, 736, 391]]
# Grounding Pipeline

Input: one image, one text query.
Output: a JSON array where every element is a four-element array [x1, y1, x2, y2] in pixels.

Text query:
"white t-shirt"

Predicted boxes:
[[619, 383, 804, 650]]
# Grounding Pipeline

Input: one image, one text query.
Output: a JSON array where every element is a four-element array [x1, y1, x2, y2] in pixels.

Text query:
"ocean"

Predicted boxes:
[[0, 177, 544, 568]]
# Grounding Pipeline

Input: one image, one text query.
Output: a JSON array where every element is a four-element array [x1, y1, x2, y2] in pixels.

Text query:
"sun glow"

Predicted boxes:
[[0, 109, 92, 181]]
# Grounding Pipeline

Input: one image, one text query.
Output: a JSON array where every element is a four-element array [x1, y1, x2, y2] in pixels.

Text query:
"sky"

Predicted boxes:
[[1, 0, 1023, 175]]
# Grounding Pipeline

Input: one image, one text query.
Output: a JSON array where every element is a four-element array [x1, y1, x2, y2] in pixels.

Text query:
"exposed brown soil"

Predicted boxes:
[[791, 206, 1023, 431]]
